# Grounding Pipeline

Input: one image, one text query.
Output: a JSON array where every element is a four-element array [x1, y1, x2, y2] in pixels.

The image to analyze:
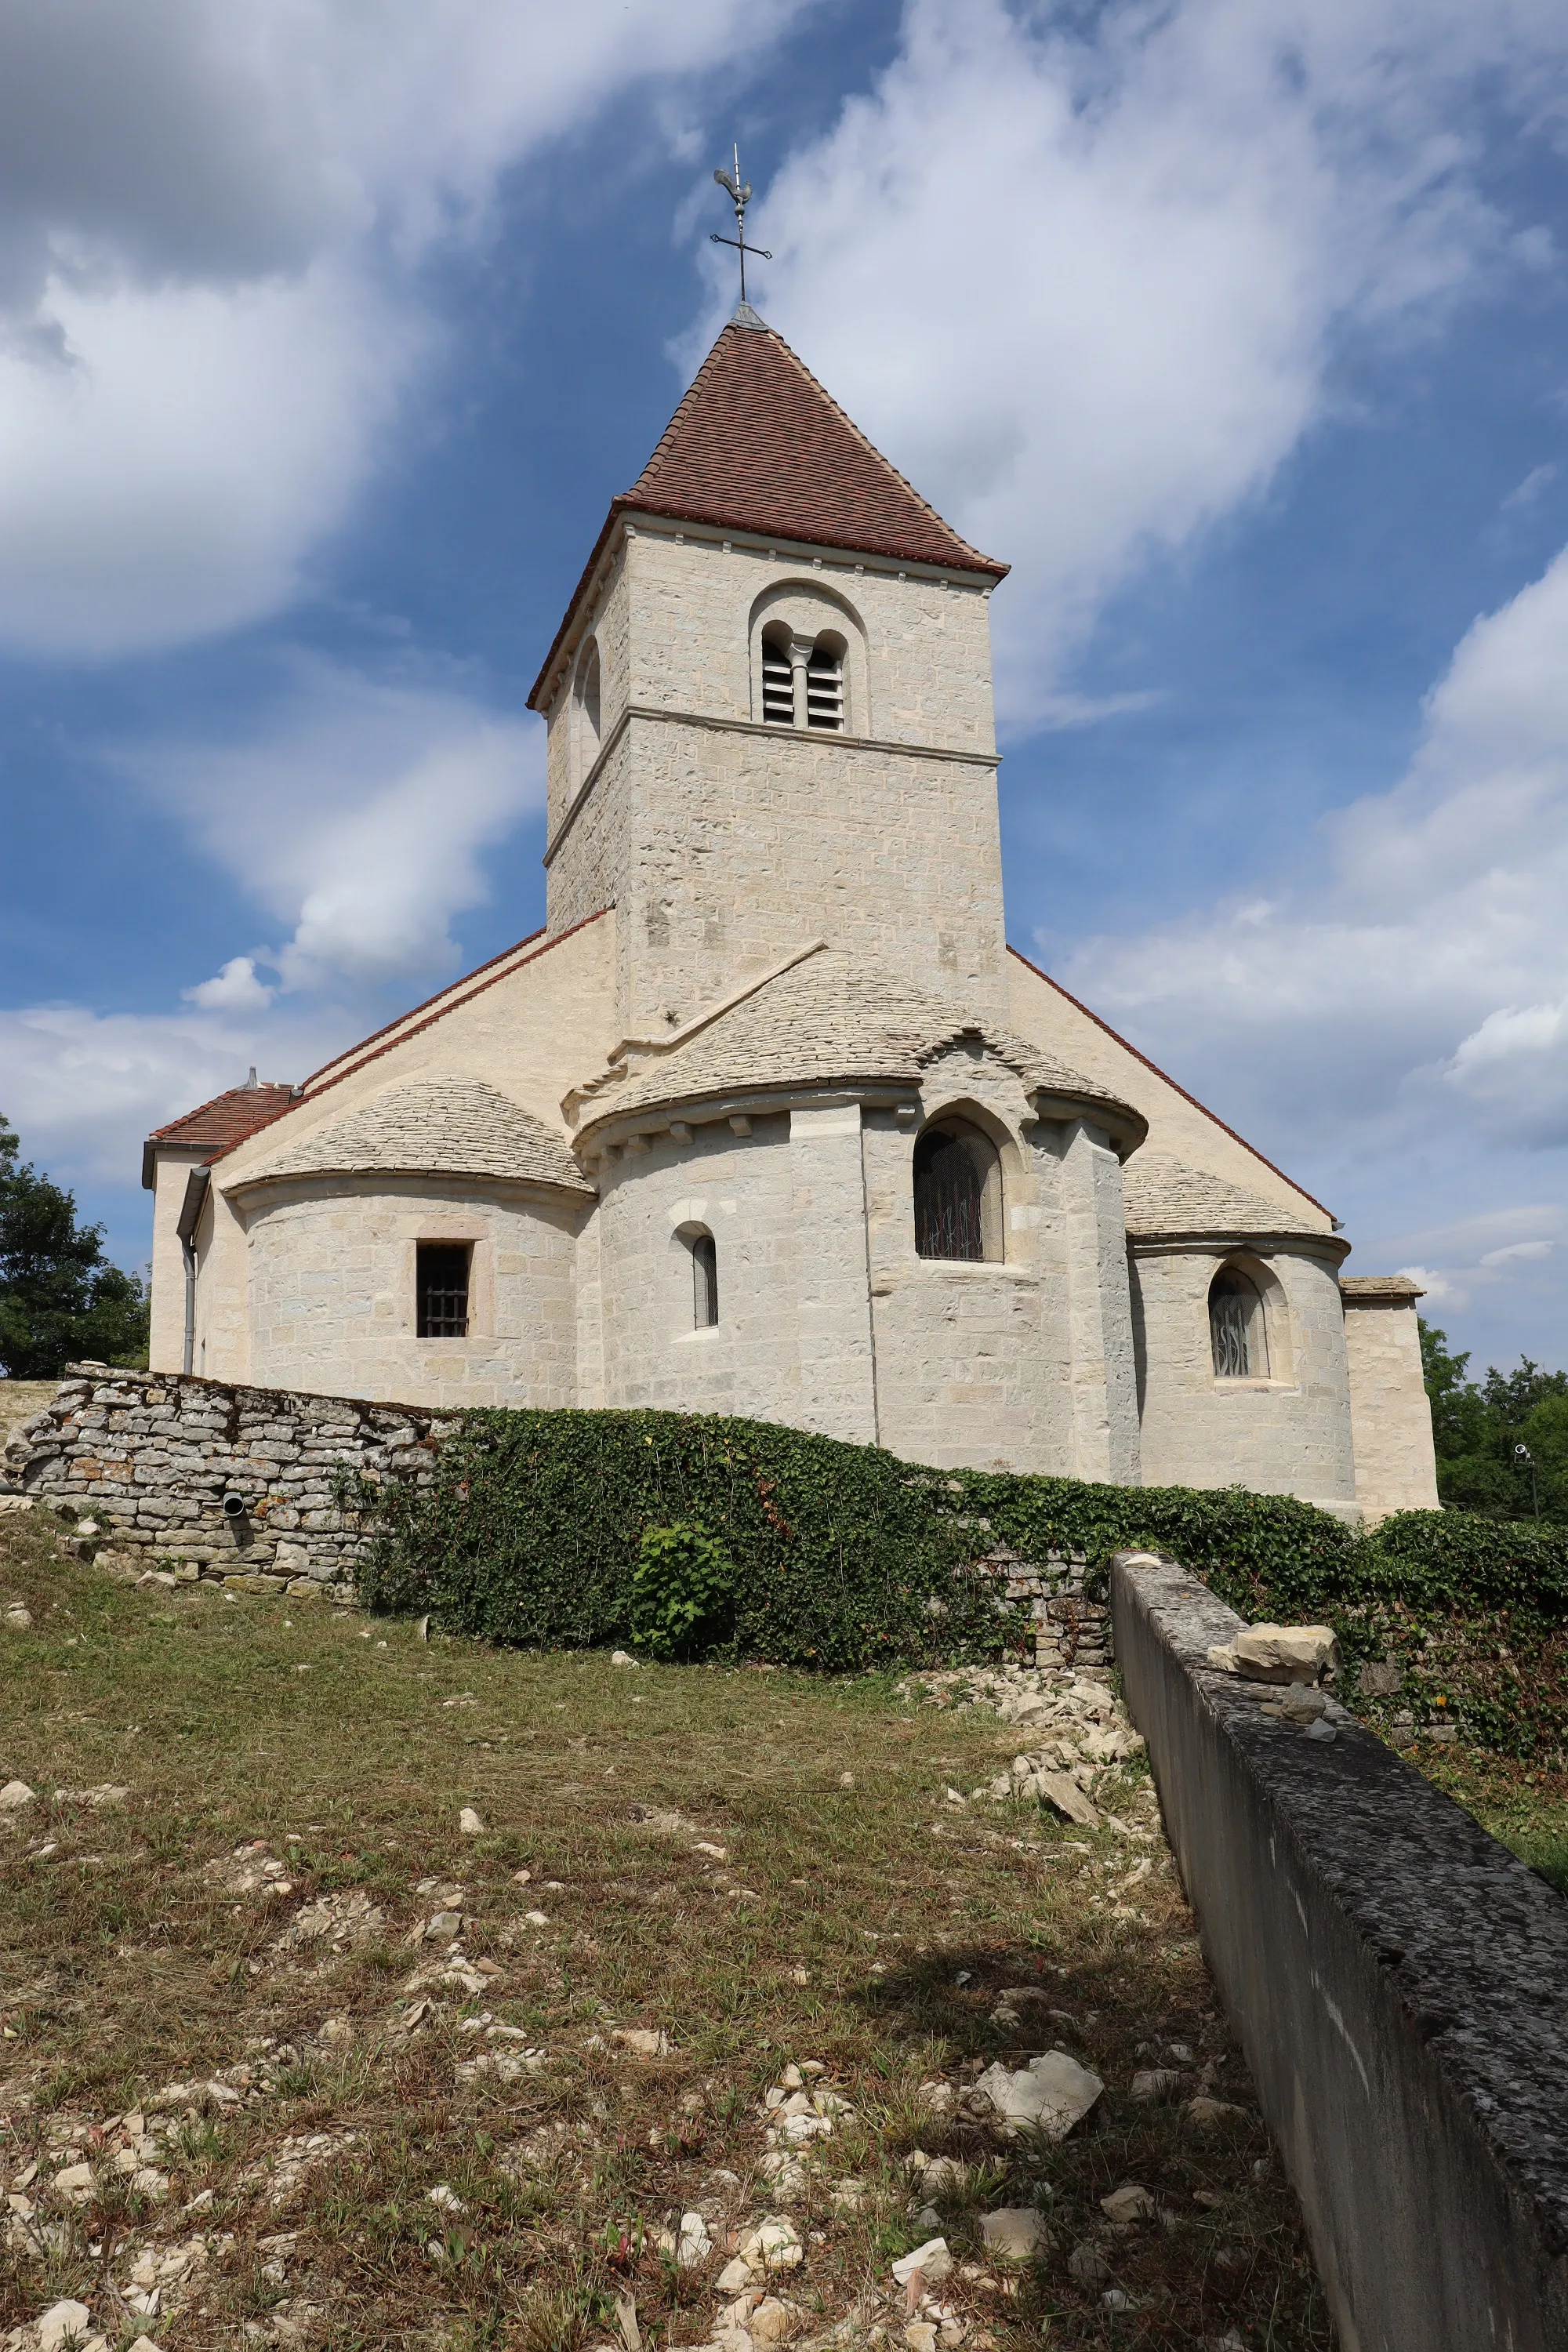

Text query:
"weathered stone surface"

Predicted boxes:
[[972, 2053, 1103, 2139], [1206, 1623, 1340, 1683], [1113, 1550, 1568, 2352], [978, 2206, 1048, 2259], [4, 1365, 448, 1597]]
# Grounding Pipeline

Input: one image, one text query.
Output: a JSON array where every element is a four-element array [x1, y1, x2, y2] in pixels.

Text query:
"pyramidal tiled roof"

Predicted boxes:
[[624, 312, 1007, 576], [530, 311, 1006, 708]]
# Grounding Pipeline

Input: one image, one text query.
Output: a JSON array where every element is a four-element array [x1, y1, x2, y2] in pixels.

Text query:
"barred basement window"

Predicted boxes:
[[913, 1118, 1003, 1261], [1210, 1266, 1268, 1379], [760, 626, 794, 724], [690, 1230, 719, 1328], [417, 1241, 471, 1338], [806, 638, 844, 730]]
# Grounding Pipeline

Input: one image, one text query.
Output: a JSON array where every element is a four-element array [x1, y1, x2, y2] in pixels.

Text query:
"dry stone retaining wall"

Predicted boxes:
[[1, 1364, 446, 1597], [3, 1369, 1106, 1653]]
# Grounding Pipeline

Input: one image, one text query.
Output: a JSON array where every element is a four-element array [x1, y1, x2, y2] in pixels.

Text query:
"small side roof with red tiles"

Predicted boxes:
[[529, 307, 1007, 709], [141, 1082, 296, 1189]]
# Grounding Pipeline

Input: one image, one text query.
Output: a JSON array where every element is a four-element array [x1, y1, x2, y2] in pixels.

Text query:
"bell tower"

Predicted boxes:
[[528, 307, 1011, 1039]]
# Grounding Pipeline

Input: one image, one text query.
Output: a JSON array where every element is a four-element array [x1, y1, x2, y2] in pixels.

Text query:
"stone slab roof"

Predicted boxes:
[[1341, 1275, 1425, 1300], [573, 950, 1139, 1140], [230, 1077, 593, 1195], [1123, 1153, 1323, 1239]]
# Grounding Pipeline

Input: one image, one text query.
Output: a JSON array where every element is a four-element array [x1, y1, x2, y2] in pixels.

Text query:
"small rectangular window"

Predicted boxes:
[[417, 1241, 471, 1338]]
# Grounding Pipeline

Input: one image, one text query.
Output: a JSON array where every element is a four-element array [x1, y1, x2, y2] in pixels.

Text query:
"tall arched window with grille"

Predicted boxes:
[[913, 1118, 1003, 1261], [1209, 1266, 1269, 1379]]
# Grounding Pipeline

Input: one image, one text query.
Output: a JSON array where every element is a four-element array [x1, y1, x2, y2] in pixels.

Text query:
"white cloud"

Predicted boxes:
[[1059, 544, 1568, 1150], [736, 0, 1568, 725], [125, 655, 544, 991], [0, 1000, 322, 1185], [183, 956, 274, 1014], [0, 0, 816, 658]]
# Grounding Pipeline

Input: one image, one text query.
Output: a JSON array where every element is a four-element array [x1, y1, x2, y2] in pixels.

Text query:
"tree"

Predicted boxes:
[[1420, 1319, 1568, 1525], [0, 1114, 149, 1380]]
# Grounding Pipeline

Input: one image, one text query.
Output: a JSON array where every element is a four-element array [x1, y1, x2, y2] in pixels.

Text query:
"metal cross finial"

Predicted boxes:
[[711, 142, 771, 305]]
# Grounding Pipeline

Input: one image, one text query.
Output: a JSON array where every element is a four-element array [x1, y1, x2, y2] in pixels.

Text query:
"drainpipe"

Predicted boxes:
[[176, 1167, 210, 1377]]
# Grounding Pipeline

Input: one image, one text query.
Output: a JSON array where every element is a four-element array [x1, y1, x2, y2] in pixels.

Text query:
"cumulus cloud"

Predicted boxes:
[[1060, 544, 1568, 1150], [0, 1000, 318, 1185], [735, 0, 1568, 725], [125, 655, 543, 991], [0, 0, 815, 658], [183, 957, 275, 1014]]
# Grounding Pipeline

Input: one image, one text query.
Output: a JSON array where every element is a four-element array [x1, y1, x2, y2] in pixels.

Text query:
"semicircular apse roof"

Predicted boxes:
[[230, 1076, 593, 1195]]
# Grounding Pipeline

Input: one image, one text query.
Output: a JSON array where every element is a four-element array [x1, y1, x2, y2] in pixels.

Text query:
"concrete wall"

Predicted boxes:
[[1344, 1294, 1439, 1521], [3, 1365, 447, 1594], [1112, 1552, 1568, 2352], [241, 1177, 585, 1408], [1131, 1243, 1357, 1511]]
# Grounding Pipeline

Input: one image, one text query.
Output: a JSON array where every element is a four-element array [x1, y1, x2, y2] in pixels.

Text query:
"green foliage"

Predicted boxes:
[[630, 1522, 735, 1659], [0, 1112, 149, 1379], [1421, 1319, 1568, 1525], [351, 1403, 1365, 1672], [346, 1400, 1568, 1758]]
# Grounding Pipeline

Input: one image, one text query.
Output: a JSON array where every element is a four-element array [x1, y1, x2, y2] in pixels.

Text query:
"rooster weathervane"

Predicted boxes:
[[711, 144, 771, 306]]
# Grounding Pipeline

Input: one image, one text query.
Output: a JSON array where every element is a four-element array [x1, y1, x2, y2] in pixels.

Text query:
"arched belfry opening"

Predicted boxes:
[[913, 1117, 1004, 1261]]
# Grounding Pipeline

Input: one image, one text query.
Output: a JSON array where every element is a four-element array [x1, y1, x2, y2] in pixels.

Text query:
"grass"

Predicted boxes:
[[1406, 1746, 1568, 1893], [0, 1506, 1333, 2351]]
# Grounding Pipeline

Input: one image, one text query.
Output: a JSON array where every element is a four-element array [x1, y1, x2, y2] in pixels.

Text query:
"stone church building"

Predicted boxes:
[[143, 305, 1437, 1523]]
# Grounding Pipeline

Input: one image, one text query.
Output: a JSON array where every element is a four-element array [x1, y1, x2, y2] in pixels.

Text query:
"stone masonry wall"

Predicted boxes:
[[1, 1366, 1104, 1659], [0, 1364, 446, 1596]]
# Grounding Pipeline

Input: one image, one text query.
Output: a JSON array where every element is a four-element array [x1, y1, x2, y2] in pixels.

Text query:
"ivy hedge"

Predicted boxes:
[[347, 1405, 1568, 1743]]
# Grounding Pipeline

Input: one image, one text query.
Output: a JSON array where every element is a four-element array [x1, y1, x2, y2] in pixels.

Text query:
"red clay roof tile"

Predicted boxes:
[[529, 311, 1007, 709], [144, 1083, 296, 1171]]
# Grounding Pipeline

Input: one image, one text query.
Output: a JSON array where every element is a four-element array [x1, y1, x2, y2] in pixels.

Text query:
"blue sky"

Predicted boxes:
[[2, 0, 1566, 1379]]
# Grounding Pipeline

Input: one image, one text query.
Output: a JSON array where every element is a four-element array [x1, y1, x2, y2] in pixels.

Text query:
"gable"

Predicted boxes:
[[213, 911, 617, 1189], [1005, 946, 1333, 1231]]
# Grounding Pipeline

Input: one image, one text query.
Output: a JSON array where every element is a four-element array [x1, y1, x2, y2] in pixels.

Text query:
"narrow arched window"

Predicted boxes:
[[806, 637, 844, 730], [1210, 1267, 1268, 1379], [690, 1230, 719, 1328], [760, 626, 794, 724], [913, 1119, 1003, 1261], [576, 638, 602, 768]]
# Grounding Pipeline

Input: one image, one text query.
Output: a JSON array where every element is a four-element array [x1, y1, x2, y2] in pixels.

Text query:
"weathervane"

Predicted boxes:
[[711, 143, 771, 306]]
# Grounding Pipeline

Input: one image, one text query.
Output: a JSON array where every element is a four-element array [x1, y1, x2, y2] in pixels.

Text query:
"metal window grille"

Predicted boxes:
[[1210, 1276, 1255, 1378], [913, 1128, 985, 1261], [691, 1232, 719, 1327], [417, 1242, 470, 1338], [806, 642, 844, 730], [760, 633, 794, 724]]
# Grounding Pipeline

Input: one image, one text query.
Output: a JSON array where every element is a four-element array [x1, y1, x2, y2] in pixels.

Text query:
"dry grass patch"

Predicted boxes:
[[0, 1508, 1330, 2350]]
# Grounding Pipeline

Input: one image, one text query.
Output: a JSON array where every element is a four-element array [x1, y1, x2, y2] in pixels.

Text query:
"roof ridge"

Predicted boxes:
[[191, 909, 612, 1171], [1006, 944, 1334, 1225]]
